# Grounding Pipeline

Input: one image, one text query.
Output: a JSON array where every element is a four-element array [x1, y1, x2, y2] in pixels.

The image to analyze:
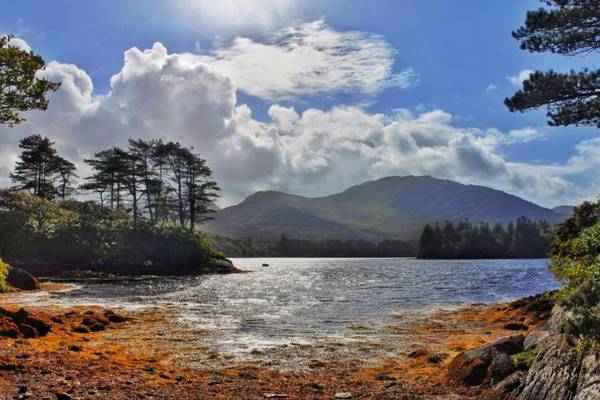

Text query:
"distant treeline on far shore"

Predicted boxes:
[[210, 217, 555, 259], [417, 217, 553, 259]]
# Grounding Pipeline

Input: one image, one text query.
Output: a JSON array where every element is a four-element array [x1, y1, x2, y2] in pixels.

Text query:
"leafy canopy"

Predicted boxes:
[[0, 35, 60, 126], [505, 0, 600, 127]]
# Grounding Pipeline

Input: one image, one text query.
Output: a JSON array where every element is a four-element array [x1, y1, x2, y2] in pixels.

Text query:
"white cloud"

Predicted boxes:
[[172, 0, 308, 36], [507, 69, 534, 87], [7, 37, 31, 52], [485, 83, 498, 93], [196, 20, 418, 101], [0, 41, 596, 208]]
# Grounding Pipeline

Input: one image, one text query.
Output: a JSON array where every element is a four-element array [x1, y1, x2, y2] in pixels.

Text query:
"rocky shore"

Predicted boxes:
[[0, 288, 594, 399]]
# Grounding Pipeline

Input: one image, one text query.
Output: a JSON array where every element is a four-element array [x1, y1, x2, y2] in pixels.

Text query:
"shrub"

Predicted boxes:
[[0, 258, 8, 292], [550, 199, 600, 342], [0, 190, 215, 271], [513, 350, 536, 370]]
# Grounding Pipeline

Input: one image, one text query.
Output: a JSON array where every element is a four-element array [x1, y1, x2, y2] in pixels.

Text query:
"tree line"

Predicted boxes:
[[9, 134, 219, 231], [276, 235, 414, 257], [417, 218, 553, 259]]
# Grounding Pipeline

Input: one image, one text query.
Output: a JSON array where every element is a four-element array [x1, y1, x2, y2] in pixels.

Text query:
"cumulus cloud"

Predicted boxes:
[[7, 37, 31, 52], [0, 41, 596, 207], [507, 69, 534, 87], [196, 20, 419, 101]]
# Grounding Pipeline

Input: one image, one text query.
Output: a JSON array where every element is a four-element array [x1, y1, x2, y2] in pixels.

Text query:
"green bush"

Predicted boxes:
[[0, 190, 214, 271], [513, 350, 536, 370], [550, 199, 600, 342], [0, 258, 9, 292]]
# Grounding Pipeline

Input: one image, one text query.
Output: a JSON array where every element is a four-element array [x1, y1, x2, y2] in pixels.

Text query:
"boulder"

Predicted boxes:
[[574, 352, 600, 400], [6, 267, 40, 290], [523, 330, 550, 351], [447, 334, 524, 386], [487, 371, 526, 400], [517, 334, 580, 400]]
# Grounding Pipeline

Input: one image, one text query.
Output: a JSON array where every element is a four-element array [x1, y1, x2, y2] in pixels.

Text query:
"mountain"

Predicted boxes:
[[552, 205, 575, 217], [204, 176, 568, 242]]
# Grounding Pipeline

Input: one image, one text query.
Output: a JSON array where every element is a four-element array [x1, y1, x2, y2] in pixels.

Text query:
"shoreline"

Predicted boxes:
[[0, 285, 554, 399]]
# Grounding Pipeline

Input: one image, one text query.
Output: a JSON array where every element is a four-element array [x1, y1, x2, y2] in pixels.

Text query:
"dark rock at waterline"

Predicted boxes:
[[6, 267, 40, 290], [447, 334, 524, 386], [13, 257, 241, 277]]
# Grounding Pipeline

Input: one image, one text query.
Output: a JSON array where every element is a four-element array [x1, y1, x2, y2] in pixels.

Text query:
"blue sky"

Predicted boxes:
[[1, 1, 599, 206]]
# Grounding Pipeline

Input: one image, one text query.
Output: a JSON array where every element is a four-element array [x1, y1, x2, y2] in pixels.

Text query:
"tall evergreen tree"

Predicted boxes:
[[10, 134, 75, 200], [505, 1, 600, 127]]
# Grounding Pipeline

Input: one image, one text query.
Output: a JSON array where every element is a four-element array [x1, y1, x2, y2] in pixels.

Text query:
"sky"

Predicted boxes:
[[1, 0, 599, 207]]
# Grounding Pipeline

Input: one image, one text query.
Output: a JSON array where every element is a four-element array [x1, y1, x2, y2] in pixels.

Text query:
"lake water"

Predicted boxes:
[[16, 258, 559, 353]]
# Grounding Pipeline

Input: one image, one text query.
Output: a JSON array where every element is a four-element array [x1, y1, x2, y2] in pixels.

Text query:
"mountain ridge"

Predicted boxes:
[[204, 175, 571, 242]]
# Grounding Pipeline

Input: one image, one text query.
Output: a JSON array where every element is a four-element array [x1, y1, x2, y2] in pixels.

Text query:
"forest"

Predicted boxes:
[[275, 236, 414, 257], [0, 134, 228, 275], [417, 218, 554, 259]]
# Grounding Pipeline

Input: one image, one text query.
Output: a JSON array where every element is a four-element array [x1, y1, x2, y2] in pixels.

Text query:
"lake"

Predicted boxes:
[[15, 258, 558, 353]]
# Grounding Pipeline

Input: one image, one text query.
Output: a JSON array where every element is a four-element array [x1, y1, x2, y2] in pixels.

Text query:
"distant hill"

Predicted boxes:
[[552, 205, 575, 217], [204, 176, 569, 242]]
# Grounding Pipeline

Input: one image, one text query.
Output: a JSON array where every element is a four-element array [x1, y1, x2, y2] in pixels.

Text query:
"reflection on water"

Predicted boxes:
[[15, 258, 558, 352]]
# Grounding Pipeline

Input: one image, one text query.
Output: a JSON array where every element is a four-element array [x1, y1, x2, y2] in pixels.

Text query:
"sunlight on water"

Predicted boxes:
[[14, 258, 558, 353]]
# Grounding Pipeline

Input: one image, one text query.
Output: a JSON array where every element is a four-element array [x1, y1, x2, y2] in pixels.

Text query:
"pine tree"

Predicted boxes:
[[10, 134, 75, 200], [505, 1, 600, 127]]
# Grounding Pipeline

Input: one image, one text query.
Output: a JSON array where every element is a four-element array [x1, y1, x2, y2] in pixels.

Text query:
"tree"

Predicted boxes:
[[0, 35, 60, 126], [10, 134, 75, 200], [54, 156, 78, 201], [83, 139, 219, 231], [505, 1, 600, 127]]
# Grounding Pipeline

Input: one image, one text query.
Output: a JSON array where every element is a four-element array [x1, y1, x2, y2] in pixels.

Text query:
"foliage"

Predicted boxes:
[[549, 197, 600, 341], [10, 134, 77, 200], [0, 189, 213, 270], [0, 258, 9, 292], [513, 350, 537, 370], [207, 233, 277, 257], [84, 138, 219, 231], [0, 35, 60, 126], [505, 1, 600, 127], [417, 218, 553, 259], [275, 236, 414, 257]]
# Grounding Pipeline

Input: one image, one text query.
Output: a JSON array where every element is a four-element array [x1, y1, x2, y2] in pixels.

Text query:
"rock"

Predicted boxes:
[[68, 345, 82, 352], [82, 315, 108, 331], [489, 353, 516, 382], [6, 267, 40, 290], [55, 393, 72, 400], [334, 393, 353, 399], [13, 308, 29, 325], [72, 325, 90, 333], [504, 322, 529, 331], [487, 371, 526, 400], [103, 310, 126, 323], [447, 334, 524, 386], [517, 335, 579, 400], [407, 349, 429, 358], [523, 330, 550, 351], [0, 316, 21, 338], [428, 353, 447, 364], [25, 315, 52, 336], [206, 258, 239, 274], [574, 352, 600, 400], [18, 324, 39, 338]]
